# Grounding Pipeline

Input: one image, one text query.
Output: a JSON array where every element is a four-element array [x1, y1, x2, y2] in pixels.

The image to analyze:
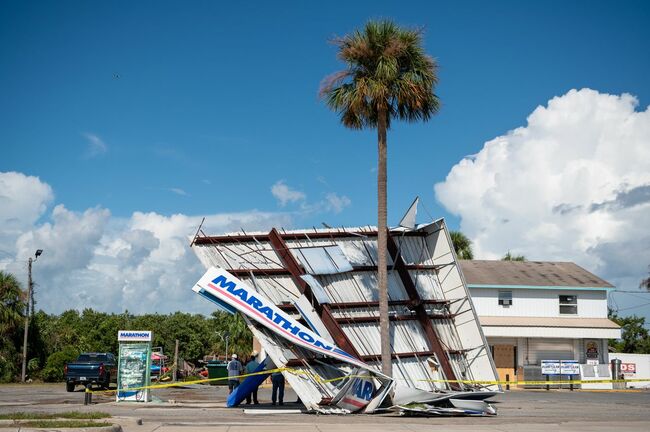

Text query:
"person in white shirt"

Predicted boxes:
[[227, 353, 243, 394]]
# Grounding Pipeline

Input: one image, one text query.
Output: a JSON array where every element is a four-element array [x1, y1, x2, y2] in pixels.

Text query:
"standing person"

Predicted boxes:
[[271, 371, 284, 406], [227, 354, 242, 394], [244, 351, 260, 405]]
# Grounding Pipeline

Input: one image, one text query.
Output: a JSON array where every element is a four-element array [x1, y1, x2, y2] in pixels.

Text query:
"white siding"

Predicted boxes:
[[469, 288, 608, 318]]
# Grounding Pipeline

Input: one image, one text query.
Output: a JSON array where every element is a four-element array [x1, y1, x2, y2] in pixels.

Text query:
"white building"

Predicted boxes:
[[460, 260, 621, 383]]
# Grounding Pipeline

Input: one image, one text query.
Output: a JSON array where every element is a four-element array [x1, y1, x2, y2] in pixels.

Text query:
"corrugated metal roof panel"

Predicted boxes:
[[341, 321, 430, 355], [317, 271, 408, 303], [292, 245, 353, 275]]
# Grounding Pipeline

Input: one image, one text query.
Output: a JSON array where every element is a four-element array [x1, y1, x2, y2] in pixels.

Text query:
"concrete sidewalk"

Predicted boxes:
[[116, 419, 650, 432]]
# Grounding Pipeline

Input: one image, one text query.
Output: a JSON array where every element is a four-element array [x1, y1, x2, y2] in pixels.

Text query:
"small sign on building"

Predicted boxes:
[[585, 340, 599, 360], [621, 363, 636, 374]]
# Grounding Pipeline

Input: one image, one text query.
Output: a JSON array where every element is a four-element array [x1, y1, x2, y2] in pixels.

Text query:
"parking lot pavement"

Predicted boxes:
[[1, 384, 650, 431]]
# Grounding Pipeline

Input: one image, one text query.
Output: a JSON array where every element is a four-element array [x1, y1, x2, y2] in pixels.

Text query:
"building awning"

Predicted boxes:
[[479, 316, 621, 339]]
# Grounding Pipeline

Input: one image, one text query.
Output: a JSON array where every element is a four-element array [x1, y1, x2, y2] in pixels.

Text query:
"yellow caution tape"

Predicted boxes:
[[420, 378, 650, 386], [86, 367, 650, 394], [87, 367, 304, 394]]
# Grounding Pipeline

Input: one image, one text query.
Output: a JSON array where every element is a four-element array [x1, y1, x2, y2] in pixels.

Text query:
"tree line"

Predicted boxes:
[[0, 271, 252, 383]]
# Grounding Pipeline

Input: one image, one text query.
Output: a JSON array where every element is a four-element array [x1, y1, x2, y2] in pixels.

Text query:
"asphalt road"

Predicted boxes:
[[0, 383, 649, 431]]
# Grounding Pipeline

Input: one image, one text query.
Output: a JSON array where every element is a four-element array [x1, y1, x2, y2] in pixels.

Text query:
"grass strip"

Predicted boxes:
[[0, 420, 111, 428], [0, 411, 111, 420]]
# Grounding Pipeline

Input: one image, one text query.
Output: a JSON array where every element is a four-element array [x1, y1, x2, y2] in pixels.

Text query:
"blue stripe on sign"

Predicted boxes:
[[198, 288, 237, 315]]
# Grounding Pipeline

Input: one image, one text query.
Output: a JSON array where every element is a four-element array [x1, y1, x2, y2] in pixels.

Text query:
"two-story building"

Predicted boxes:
[[460, 260, 621, 382]]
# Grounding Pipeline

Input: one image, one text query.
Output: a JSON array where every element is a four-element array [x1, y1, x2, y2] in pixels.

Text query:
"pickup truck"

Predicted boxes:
[[64, 352, 117, 392]]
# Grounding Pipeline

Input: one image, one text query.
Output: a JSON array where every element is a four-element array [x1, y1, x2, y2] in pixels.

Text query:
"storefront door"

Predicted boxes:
[[492, 344, 516, 383]]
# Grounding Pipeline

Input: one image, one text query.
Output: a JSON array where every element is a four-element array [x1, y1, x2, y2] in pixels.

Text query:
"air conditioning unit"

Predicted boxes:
[[500, 299, 511, 306]]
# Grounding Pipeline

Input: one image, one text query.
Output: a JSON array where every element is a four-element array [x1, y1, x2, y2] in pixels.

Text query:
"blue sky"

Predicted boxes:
[[2, 1, 650, 317], [3, 0, 648, 224]]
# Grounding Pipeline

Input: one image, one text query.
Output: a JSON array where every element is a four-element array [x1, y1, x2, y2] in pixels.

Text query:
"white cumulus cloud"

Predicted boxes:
[[271, 180, 306, 206], [1, 171, 292, 314], [325, 192, 351, 214], [435, 88, 650, 296], [0, 172, 54, 258]]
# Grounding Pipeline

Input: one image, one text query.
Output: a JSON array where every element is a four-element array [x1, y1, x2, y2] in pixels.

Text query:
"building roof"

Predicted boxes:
[[479, 316, 620, 329], [460, 260, 614, 288]]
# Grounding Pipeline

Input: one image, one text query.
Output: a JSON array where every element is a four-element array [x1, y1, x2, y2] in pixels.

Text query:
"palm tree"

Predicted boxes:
[[0, 271, 24, 337], [640, 266, 650, 291], [502, 251, 526, 261], [321, 20, 439, 376], [450, 231, 474, 260]]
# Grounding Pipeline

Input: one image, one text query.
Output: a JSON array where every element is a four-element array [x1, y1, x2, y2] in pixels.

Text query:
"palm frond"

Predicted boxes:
[[320, 19, 439, 130]]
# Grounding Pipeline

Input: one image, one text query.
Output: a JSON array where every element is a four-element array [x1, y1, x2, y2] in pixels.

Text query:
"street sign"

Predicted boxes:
[[541, 360, 561, 375]]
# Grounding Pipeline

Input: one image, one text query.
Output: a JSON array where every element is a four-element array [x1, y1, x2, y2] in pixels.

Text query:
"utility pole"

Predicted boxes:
[[21, 249, 42, 383], [21, 258, 32, 383]]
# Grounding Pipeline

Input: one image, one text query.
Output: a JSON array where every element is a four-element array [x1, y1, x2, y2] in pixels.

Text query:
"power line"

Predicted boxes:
[[615, 301, 650, 312]]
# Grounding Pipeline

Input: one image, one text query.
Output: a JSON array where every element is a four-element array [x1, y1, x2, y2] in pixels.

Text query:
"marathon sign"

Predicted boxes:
[[192, 267, 372, 371], [118, 330, 152, 342]]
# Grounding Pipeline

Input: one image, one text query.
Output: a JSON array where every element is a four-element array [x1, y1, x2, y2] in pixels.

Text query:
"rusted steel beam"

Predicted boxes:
[[193, 229, 427, 245], [227, 265, 445, 278], [277, 299, 453, 316], [227, 268, 289, 277], [326, 299, 449, 309], [267, 228, 362, 360], [350, 264, 449, 272], [360, 351, 437, 362], [285, 351, 434, 367], [335, 313, 455, 324], [387, 234, 461, 389]]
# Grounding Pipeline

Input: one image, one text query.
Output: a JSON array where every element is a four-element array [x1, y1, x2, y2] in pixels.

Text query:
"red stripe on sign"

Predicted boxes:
[[340, 397, 367, 408]]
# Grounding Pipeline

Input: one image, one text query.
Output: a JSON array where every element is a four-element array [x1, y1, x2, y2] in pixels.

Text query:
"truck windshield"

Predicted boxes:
[[77, 354, 109, 362]]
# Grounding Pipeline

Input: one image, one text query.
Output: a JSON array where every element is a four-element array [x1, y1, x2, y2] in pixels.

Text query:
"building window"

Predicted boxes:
[[498, 291, 512, 306], [559, 295, 577, 314]]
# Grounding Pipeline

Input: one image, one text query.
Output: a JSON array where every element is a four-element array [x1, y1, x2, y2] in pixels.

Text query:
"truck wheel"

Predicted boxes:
[[66, 382, 75, 392]]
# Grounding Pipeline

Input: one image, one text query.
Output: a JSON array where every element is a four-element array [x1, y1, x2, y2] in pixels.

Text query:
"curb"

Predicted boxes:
[[0, 419, 122, 432]]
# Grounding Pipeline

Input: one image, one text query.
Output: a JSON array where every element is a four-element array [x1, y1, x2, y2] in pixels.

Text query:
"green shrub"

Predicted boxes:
[[27, 357, 40, 378], [0, 342, 20, 383], [0, 355, 17, 383], [41, 346, 79, 382]]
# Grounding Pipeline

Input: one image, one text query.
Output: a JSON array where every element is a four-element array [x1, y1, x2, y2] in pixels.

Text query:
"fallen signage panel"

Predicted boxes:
[[191, 218, 500, 415], [192, 267, 393, 413]]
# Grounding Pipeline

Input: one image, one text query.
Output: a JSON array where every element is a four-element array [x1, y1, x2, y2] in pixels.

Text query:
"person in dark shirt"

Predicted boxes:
[[271, 371, 284, 406], [244, 351, 260, 405]]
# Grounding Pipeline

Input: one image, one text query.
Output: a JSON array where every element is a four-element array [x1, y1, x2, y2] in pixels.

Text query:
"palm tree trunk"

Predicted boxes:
[[377, 108, 392, 377]]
